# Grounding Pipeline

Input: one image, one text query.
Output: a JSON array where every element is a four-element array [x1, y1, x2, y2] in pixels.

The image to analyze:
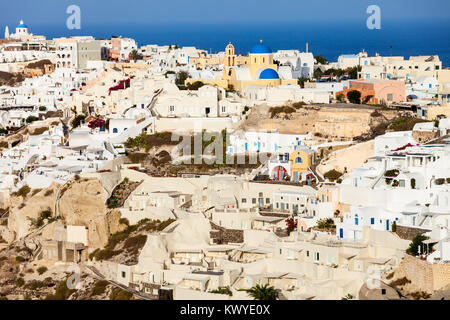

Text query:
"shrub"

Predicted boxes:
[[384, 169, 399, 177], [324, 170, 342, 182], [109, 288, 133, 300], [119, 218, 130, 226], [26, 116, 39, 124], [28, 208, 55, 229], [347, 90, 361, 104], [123, 234, 147, 253], [211, 286, 233, 296], [71, 114, 86, 128], [37, 266, 48, 275], [186, 81, 205, 90], [392, 180, 399, 187], [127, 152, 147, 164], [317, 218, 336, 230], [410, 178, 416, 189], [44, 189, 53, 196], [45, 277, 76, 300], [13, 185, 31, 197], [389, 117, 428, 132], [15, 256, 26, 262], [390, 277, 411, 287], [16, 277, 25, 287], [268, 106, 296, 118], [25, 280, 49, 290], [30, 127, 49, 135], [392, 222, 397, 233], [90, 280, 110, 297], [39, 106, 47, 112], [157, 219, 176, 231], [435, 178, 445, 185], [411, 291, 431, 300], [31, 189, 42, 196], [447, 178, 450, 184], [386, 272, 395, 280], [292, 101, 306, 109], [371, 110, 382, 117]]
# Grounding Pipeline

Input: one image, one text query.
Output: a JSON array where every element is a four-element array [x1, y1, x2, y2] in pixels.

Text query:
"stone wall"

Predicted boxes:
[[395, 225, 430, 241], [210, 222, 244, 244], [400, 254, 450, 293], [412, 130, 439, 143]]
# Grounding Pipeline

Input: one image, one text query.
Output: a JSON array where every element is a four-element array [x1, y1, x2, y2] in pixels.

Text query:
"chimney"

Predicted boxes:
[[306, 42, 309, 53]]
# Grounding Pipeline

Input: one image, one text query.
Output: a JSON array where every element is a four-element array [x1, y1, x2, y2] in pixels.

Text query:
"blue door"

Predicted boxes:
[[386, 219, 390, 231], [294, 171, 298, 182], [257, 142, 261, 151], [355, 217, 359, 226], [306, 176, 311, 185], [245, 143, 248, 151], [339, 228, 343, 239]]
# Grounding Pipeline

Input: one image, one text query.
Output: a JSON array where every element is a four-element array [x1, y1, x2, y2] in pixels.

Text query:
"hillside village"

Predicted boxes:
[[0, 20, 449, 301]]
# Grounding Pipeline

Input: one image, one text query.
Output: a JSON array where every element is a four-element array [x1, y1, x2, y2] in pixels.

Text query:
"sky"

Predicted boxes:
[[1, 0, 449, 26]]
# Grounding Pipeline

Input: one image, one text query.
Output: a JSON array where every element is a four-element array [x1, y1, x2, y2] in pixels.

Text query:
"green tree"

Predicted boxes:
[[347, 90, 361, 104], [314, 55, 328, 65], [241, 284, 278, 300], [186, 81, 205, 90], [175, 71, 190, 88], [130, 49, 142, 61], [297, 77, 309, 88], [407, 234, 429, 256], [26, 116, 39, 124]]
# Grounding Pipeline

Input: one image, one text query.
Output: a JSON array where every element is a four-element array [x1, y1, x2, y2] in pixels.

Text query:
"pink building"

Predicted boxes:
[[338, 79, 406, 104]]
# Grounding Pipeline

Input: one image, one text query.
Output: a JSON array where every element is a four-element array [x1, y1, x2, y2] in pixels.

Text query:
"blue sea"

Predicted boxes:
[[32, 18, 450, 66]]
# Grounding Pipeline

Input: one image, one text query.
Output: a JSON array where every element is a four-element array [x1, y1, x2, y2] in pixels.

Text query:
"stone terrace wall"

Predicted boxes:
[[210, 222, 244, 244], [400, 254, 450, 293], [395, 225, 430, 241], [412, 131, 439, 143]]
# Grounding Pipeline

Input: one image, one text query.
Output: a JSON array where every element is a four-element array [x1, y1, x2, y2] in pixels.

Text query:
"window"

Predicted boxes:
[[371, 218, 375, 225], [266, 198, 270, 204], [387, 94, 393, 102], [252, 198, 256, 204], [113, 128, 118, 133], [122, 271, 126, 278], [315, 252, 320, 261], [169, 105, 175, 112], [295, 157, 303, 164], [221, 106, 226, 113], [306, 251, 309, 257], [242, 198, 247, 203]]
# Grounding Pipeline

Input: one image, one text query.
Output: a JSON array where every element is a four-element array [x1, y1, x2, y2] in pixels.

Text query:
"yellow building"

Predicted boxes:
[[289, 146, 316, 183], [426, 70, 450, 120], [186, 41, 297, 91]]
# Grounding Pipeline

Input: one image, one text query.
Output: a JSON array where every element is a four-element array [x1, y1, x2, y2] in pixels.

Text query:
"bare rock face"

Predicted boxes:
[[8, 178, 125, 250], [8, 184, 59, 239], [57, 178, 124, 250]]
